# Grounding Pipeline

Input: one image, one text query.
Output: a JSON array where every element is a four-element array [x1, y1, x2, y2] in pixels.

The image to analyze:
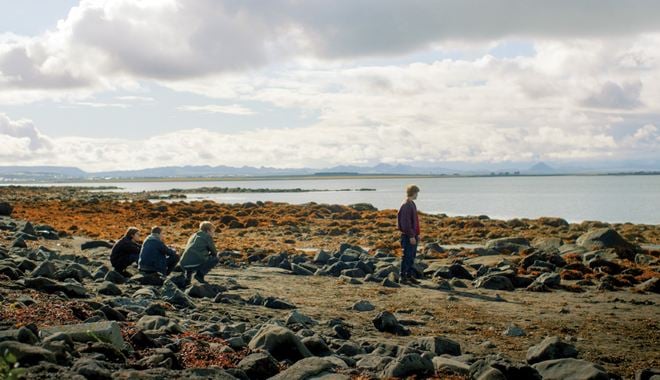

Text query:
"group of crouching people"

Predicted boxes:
[[109, 221, 219, 285]]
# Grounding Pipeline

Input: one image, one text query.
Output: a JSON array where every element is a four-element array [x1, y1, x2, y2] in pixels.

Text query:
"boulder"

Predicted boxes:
[[0, 201, 12, 216], [502, 325, 526, 337], [433, 356, 470, 376], [407, 336, 461, 356], [485, 237, 531, 253], [474, 275, 514, 291], [237, 352, 279, 380], [161, 280, 195, 308], [248, 324, 312, 361], [372, 311, 410, 336], [291, 263, 314, 276], [136, 316, 183, 334], [98, 281, 122, 296], [263, 297, 296, 310], [637, 278, 660, 294], [103, 270, 127, 284], [131, 272, 164, 286], [576, 228, 638, 259], [31, 261, 57, 278], [185, 283, 225, 299], [381, 353, 434, 379], [351, 300, 375, 312], [270, 357, 338, 380], [81, 240, 113, 250], [532, 358, 608, 380], [526, 336, 578, 364], [313, 250, 331, 264], [23, 277, 87, 298], [0, 341, 56, 366], [301, 335, 333, 357], [41, 321, 125, 350], [0, 327, 39, 344]]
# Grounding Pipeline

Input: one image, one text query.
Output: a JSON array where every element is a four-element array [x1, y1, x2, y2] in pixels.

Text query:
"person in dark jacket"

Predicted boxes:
[[397, 184, 421, 284], [138, 226, 179, 276], [180, 221, 219, 284], [110, 227, 141, 276]]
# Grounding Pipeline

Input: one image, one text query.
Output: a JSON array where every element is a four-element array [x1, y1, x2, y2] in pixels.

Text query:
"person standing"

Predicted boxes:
[[110, 227, 142, 276], [397, 185, 421, 284], [180, 221, 219, 284], [138, 226, 179, 276]]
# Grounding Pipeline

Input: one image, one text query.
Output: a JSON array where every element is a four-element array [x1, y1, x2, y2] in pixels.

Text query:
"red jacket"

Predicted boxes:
[[397, 200, 420, 238]]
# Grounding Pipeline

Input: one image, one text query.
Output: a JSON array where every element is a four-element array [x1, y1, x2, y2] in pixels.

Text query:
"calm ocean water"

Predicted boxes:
[[8, 175, 660, 224]]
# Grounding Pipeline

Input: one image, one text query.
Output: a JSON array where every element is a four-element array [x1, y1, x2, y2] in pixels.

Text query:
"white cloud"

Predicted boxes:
[[177, 104, 255, 116]]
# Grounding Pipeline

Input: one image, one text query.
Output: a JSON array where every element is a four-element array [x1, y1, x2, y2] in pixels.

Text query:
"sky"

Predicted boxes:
[[0, 0, 659, 172]]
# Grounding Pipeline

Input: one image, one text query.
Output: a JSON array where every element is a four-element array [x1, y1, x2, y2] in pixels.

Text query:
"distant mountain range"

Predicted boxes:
[[0, 161, 657, 182]]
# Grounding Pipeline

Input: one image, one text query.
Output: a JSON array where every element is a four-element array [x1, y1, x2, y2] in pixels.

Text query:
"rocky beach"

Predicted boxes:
[[0, 186, 658, 379]]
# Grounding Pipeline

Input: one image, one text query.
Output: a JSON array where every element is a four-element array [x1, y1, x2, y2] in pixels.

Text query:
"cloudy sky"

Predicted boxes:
[[1, 0, 659, 171]]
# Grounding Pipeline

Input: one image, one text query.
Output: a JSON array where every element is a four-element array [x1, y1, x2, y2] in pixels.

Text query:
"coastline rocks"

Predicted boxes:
[[485, 237, 531, 254], [0, 201, 12, 216], [23, 277, 87, 298], [248, 324, 312, 361], [433, 356, 470, 375], [41, 321, 125, 350], [98, 281, 122, 296], [237, 352, 280, 380], [532, 358, 609, 380], [526, 337, 578, 364], [270, 357, 341, 380], [576, 228, 638, 259], [372, 311, 410, 336], [0, 341, 56, 366], [81, 240, 113, 250], [161, 280, 195, 308], [474, 275, 514, 291], [407, 336, 462, 356], [381, 353, 434, 379], [351, 300, 375, 312]]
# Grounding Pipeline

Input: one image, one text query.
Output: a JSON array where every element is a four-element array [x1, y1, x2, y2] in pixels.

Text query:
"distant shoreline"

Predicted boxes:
[[1, 171, 659, 184]]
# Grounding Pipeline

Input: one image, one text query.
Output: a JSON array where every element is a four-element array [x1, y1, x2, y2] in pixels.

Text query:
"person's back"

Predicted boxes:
[[138, 226, 178, 275], [110, 227, 141, 275], [180, 221, 219, 284]]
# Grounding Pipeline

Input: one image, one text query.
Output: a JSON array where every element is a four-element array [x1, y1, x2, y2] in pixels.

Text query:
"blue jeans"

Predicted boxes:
[[400, 235, 418, 278]]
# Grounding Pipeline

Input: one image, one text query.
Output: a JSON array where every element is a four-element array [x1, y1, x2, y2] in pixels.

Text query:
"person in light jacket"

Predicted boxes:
[[180, 221, 219, 284], [397, 185, 421, 285], [138, 226, 179, 276]]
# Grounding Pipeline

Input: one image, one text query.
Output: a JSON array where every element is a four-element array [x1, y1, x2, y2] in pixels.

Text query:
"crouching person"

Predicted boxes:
[[138, 226, 179, 276], [180, 221, 219, 284], [110, 227, 141, 276]]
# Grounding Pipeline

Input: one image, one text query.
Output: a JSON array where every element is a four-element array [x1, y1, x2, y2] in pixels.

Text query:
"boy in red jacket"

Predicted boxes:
[[397, 185, 421, 284]]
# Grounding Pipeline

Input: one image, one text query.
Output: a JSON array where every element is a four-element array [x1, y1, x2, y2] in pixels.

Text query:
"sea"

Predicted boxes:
[[5, 175, 659, 224]]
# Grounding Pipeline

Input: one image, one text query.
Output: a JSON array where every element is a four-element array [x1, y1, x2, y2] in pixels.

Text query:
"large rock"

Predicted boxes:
[[237, 352, 279, 380], [23, 277, 87, 298], [576, 228, 638, 259], [474, 275, 514, 291], [433, 357, 470, 376], [161, 280, 195, 308], [185, 283, 225, 299], [526, 336, 578, 364], [407, 336, 461, 356], [41, 321, 125, 350], [270, 357, 338, 380], [0, 201, 12, 216], [98, 281, 122, 296], [0, 327, 39, 344], [372, 311, 410, 336], [351, 300, 375, 312], [136, 316, 183, 334], [291, 263, 314, 276], [0, 341, 56, 366], [248, 325, 312, 361], [81, 240, 113, 250], [532, 358, 608, 380], [485, 237, 531, 253], [381, 353, 434, 379]]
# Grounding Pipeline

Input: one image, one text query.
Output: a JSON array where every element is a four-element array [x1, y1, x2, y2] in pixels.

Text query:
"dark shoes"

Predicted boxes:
[[399, 275, 421, 285], [193, 272, 207, 284]]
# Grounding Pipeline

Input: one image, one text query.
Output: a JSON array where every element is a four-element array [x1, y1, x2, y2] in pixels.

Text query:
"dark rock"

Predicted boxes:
[[263, 297, 296, 309], [81, 240, 113, 250], [99, 305, 126, 322], [291, 263, 314, 276], [247, 324, 312, 361], [24, 277, 87, 298], [98, 281, 122, 296], [0, 341, 56, 366], [313, 250, 331, 264], [0, 201, 12, 216], [161, 280, 195, 308], [637, 278, 660, 294], [381, 353, 434, 379], [636, 368, 660, 380], [131, 272, 164, 286], [185, 283, 226, 299], [351, 300, 375, 312], [301, 335, 333, 357], [237, 352, 280, 380], [144, 302, 167, 316], [103, 270, 127, 284], [576, 228, 638, 260], [407, 336, 461, 356], [137, 315, 183, 334], [270, 357, 337, 380], [532, 358, 608, 380], [474, 275, 514, 291], [372, 311, 410, 336], [332, 324, 351, 340], [11, 237, 27, 249], [485, 237, 531, 253], [72, 358, 112, 380], [526, 336, 578, 364]]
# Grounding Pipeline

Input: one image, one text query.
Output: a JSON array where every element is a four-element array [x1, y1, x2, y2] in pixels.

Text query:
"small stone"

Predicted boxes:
[[502, 325, 526, 337]]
